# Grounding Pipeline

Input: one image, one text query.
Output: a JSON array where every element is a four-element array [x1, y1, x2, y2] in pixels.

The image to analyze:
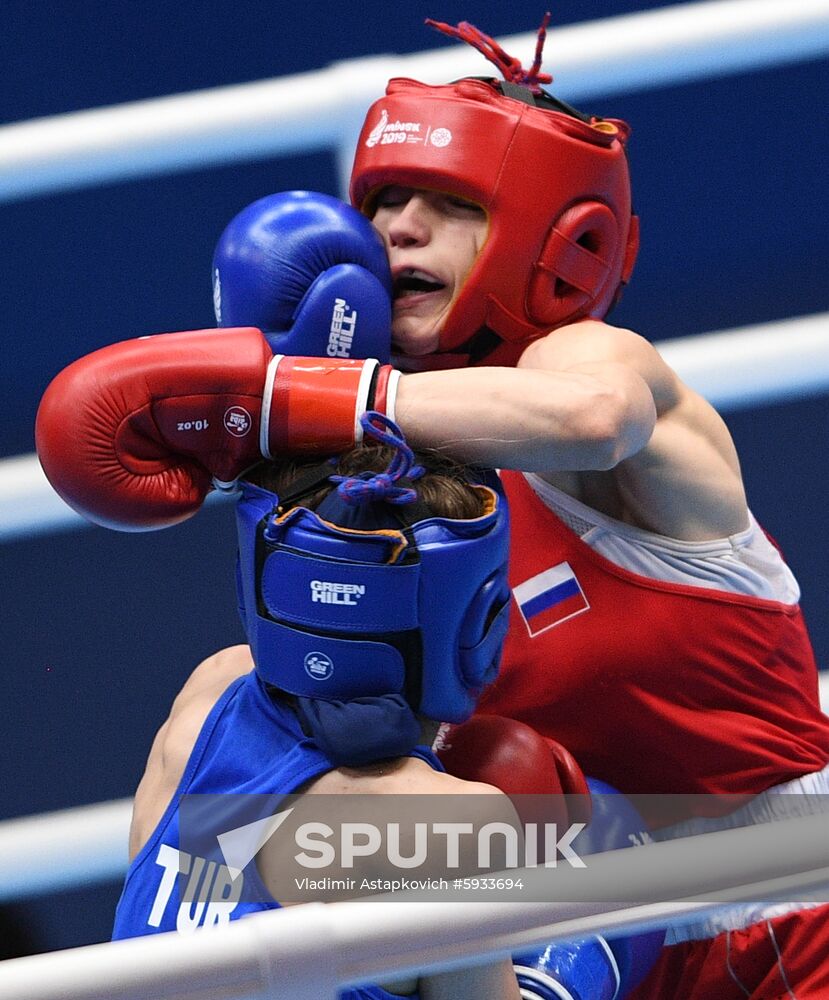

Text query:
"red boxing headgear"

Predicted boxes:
[[350, 76, 639, 366]]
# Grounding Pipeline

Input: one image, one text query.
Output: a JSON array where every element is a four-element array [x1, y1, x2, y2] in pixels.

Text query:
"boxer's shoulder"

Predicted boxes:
[[170, 644, 253, 715], [304, 755, 505, 798], [129, 645, 253, 859], [160, 645, 253, 772]]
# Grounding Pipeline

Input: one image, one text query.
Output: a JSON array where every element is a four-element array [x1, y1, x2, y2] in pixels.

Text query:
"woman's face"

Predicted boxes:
[[371, 186, 488, 356]]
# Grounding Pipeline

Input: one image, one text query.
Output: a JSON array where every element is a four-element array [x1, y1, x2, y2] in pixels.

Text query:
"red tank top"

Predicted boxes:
[[479, 472, 829, 799]]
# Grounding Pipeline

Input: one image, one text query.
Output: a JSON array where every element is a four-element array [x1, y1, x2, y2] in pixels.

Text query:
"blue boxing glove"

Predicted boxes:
[[212, 190, 392, 363], [513, 778, 664, 1000], [579, 778, 665, 996], [514, 936, 621, 999]]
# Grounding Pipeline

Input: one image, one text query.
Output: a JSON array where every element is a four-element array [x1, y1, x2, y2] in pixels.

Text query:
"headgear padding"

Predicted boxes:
[[350, 77, 639, 365], [235, 417, 511, 729]]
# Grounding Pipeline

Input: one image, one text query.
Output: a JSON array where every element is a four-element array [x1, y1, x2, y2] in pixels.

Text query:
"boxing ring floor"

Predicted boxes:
[[2, 0, 829, 994]]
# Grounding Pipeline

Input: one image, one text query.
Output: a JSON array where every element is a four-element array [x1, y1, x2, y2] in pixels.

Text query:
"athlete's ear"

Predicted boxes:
[[527, 202, 620, 327]]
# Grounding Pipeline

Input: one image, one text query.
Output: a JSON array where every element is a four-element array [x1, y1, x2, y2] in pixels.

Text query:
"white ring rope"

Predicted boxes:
[[0, 651, 825, 902], [0, 0, 828, 204], [0, 813, 827, 999], [654, 312, 829, 410], [5, 312, 828, 543], [0, 799, 132, 903]]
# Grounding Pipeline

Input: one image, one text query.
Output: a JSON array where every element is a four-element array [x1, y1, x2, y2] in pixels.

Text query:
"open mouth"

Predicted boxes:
[[393, 268, 446, 300]]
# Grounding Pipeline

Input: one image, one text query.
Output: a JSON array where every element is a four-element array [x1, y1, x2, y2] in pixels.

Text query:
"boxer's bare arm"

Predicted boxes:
[[300, 762, 521, 999], [395, 319, 748, 540], [410, 778, 521, 1000], [421, 962, 521, 999], [365, 958, 520, 1000], [128, 644, 253, 859], [395, 328, 656, 474], [130, 662, 521, 998]]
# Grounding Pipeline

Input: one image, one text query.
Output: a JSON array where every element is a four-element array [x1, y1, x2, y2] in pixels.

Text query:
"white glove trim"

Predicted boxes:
[[513, 965, 577, 1000], [211, 477, 241, 493], [595, 935, 621, 999], [384, 369, 402, 423], [260, 354, 284, 460], [354, 358, 380, 443]]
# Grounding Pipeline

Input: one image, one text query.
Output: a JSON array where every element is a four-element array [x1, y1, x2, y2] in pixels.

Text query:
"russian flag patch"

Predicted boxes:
[[513, 561, 590, 636]]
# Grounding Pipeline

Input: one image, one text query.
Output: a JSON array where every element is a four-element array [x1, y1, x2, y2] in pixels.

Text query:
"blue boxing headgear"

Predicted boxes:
[[235, 414, 510, 764]]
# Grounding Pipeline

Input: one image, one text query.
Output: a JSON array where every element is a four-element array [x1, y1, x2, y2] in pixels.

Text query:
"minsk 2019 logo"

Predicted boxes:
[[365, 109, 389, 148], [364, 108, 450, 149]]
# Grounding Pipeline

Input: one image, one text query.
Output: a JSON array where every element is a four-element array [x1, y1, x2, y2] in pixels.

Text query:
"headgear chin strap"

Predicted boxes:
[[350, 16, 639, 368], [235, 413, 511, 765]]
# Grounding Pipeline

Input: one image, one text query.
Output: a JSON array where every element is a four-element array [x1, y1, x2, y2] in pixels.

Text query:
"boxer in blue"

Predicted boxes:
[[109, 412, 657, 999], [111, 411, 522, 999]]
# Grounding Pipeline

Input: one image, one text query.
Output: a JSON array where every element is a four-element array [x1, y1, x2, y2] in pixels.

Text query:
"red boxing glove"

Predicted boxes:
[[35, 327, 399, 531], [437, 715, 591, 829]]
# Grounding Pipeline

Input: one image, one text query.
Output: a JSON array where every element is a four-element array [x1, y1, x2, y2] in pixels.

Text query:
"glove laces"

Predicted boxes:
[[329, 411, 424, 506]]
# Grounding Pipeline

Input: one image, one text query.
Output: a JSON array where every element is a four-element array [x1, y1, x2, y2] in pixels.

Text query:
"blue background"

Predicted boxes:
[[1, 0, 827, 953]]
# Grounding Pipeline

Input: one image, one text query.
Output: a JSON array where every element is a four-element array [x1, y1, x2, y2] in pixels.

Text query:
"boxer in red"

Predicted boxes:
[[37, 15, 829, 997]]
